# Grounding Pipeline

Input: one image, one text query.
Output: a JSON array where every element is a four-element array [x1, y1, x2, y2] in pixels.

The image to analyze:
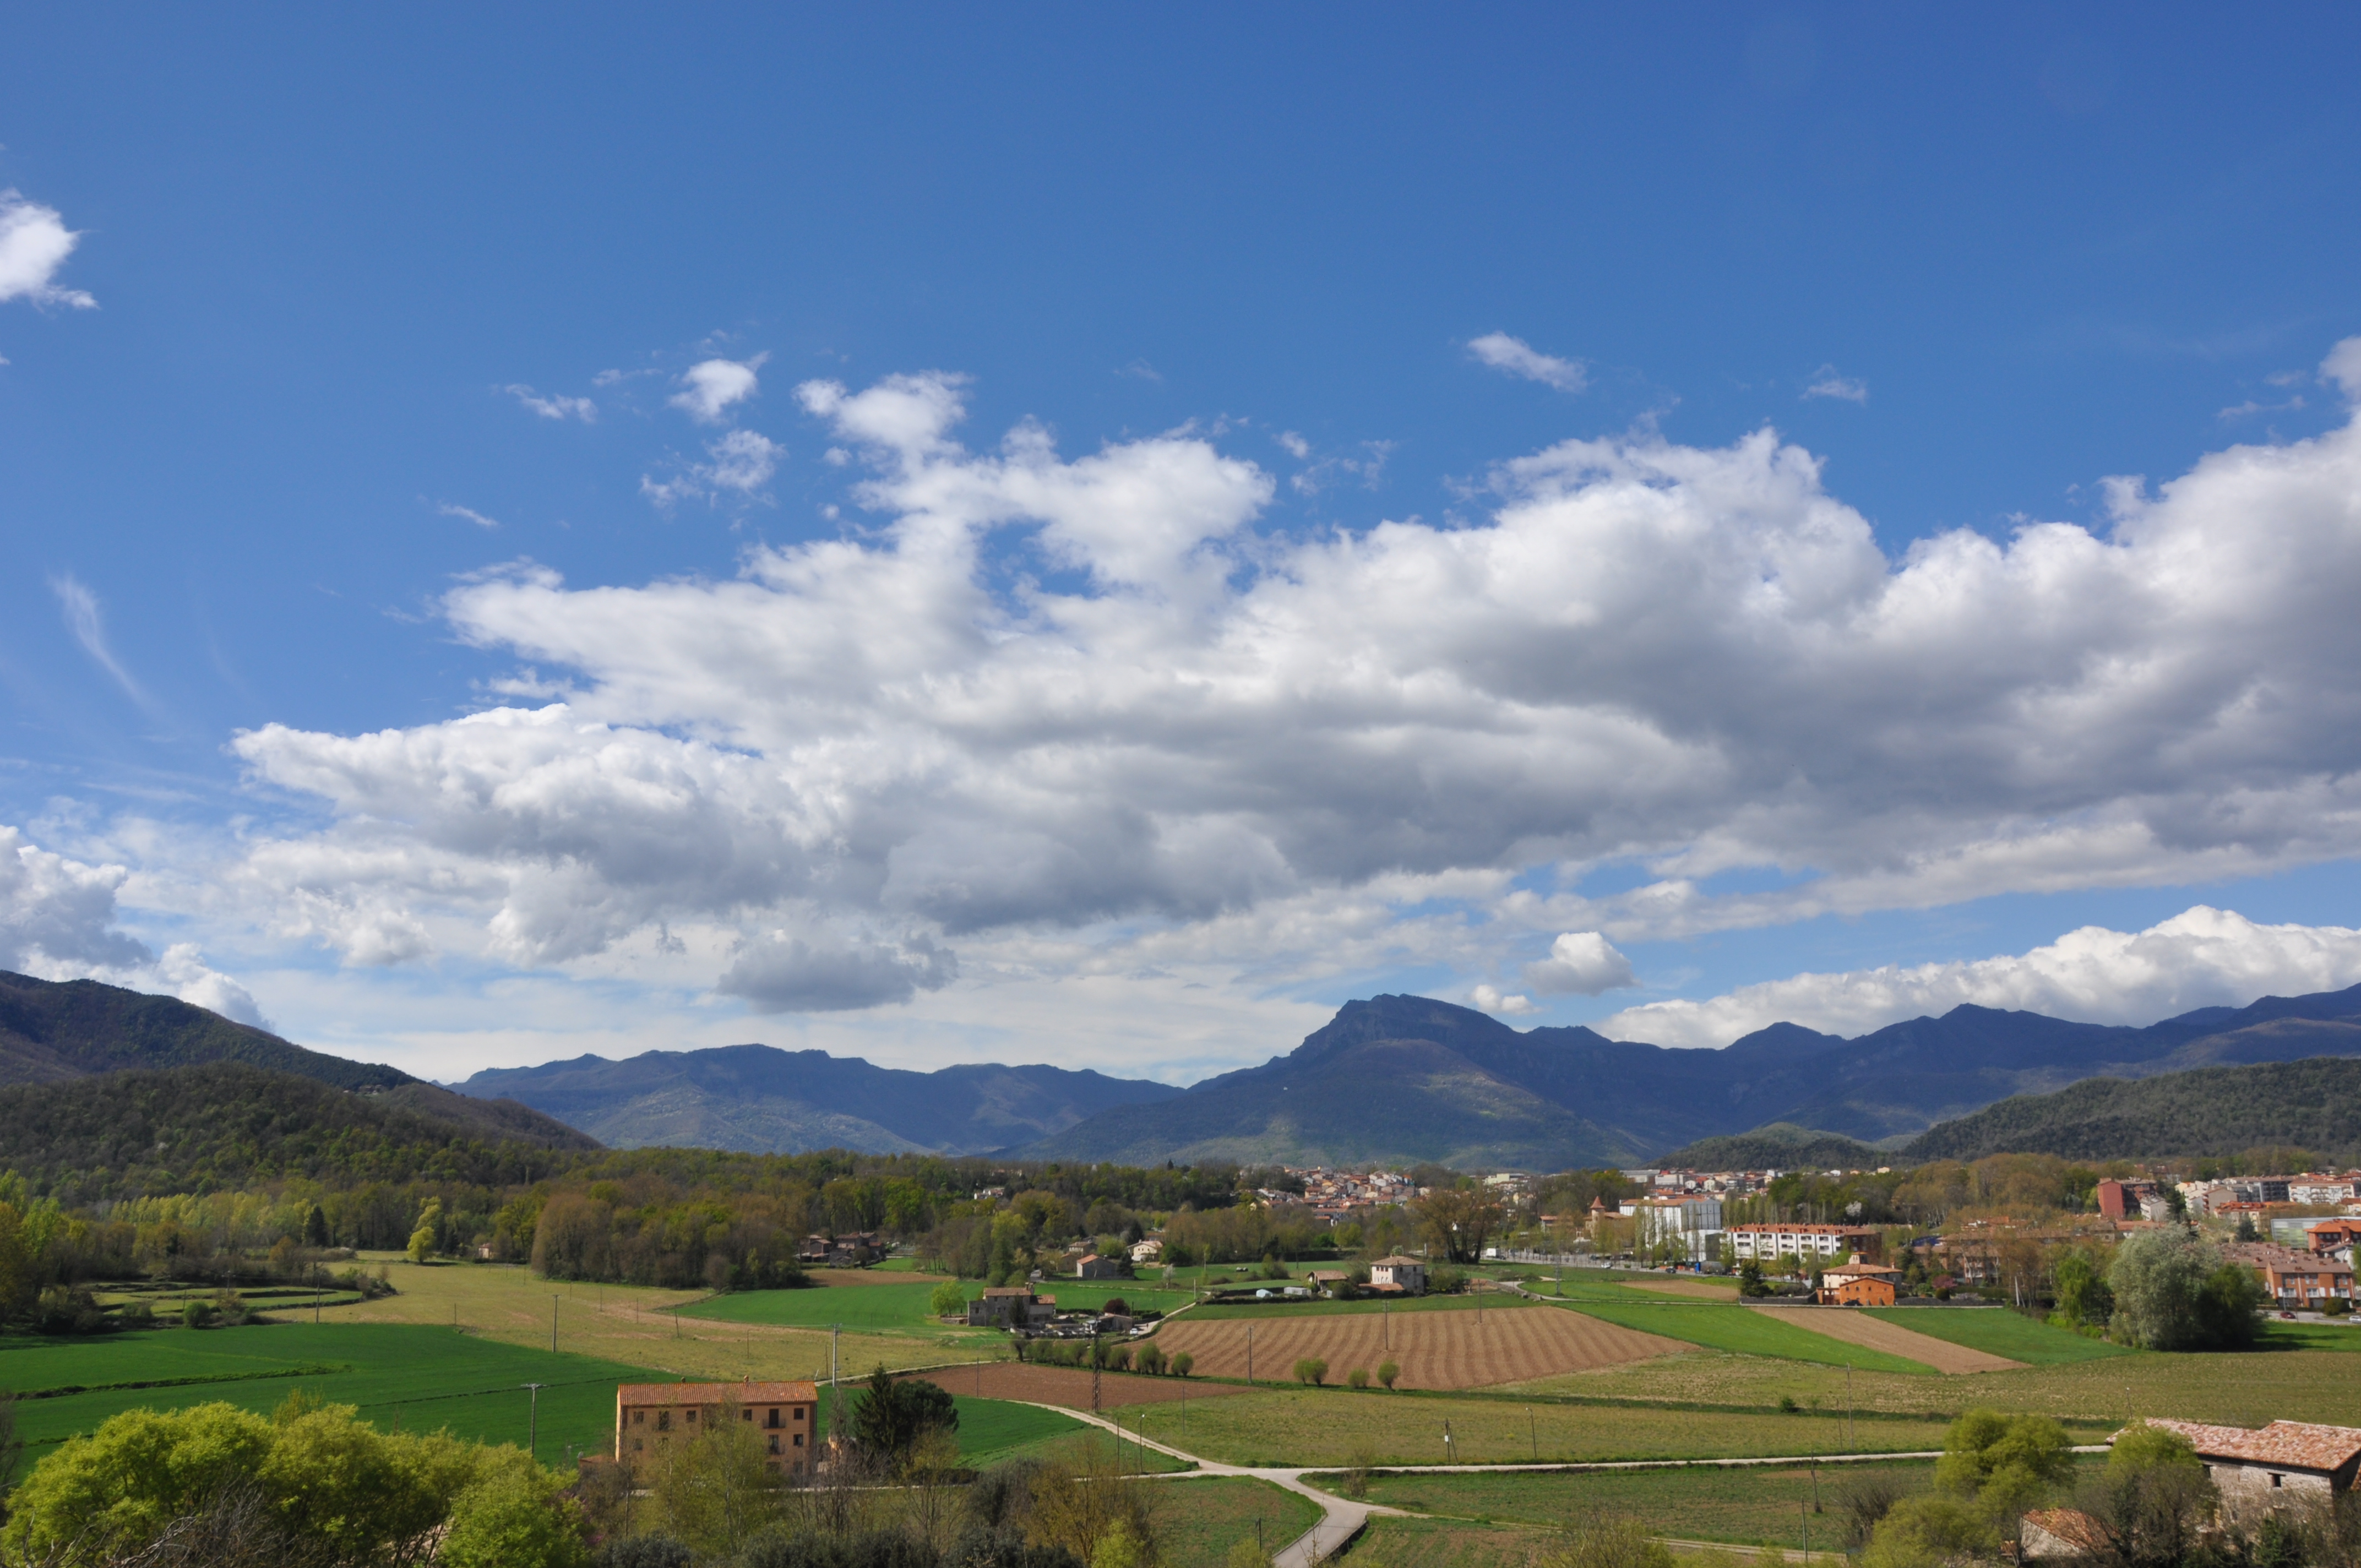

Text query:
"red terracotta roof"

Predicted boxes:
[[2024, 1509, 2109, 1553], [2135, 1420, 2361, 1473], [617, 1380, 818, 1406]]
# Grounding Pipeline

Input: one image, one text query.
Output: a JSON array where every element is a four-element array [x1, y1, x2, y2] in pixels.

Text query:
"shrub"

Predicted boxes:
[[1542, 1511, 1676, 1568], [1102, 1298, 1129, 1316], [1292, 1358, 1328, 1386], [440, 1452, 590, 1568], [1134, 1342, 1166, 1375], [1106, 1345, 1132, 1372], [1377, 1360, 1399, 1390], [2324, 1298, 2351, 1317], [1169, 1351, 1193, 1378], [182, 1298, 216, 1329], [595, 1536, 692, 1568], [1346, 1368, 1369, 1390]]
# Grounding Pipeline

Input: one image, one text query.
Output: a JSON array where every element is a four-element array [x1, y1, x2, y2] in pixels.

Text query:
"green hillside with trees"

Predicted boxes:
[[1654, 1121, 1890, 1169], [1904, 1056, 2361, 1162]]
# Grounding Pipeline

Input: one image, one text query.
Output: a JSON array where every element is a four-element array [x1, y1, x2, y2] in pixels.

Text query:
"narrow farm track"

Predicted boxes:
[[1152, 1303, 1683, 1390], [1745, 1305, 2026, 1374]]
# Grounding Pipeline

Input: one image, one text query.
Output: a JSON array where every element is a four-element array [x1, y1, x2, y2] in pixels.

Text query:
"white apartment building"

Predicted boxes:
[[1726, 1223, 1880, 1263], [1631, 1195, 1724, 1262]]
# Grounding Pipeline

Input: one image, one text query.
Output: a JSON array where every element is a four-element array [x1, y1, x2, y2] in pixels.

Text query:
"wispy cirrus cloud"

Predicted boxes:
[[437, 502, 501, 530], [0, 190, 97, 309], [50, 574, 151, 707], [1801, 365, 1868, 402], [502, 384, 597, 422], [1468, 331, 1586, 391]]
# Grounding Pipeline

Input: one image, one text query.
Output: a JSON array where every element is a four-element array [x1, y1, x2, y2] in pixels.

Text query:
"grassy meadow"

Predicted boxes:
[[1112, 1384, 1993, 1469], [1549, 1300, 1932, 1374], [1149, 1477, 1324, 1567], [1860, 1308, 2131, 1365], [1, 1323, 654, 1462]]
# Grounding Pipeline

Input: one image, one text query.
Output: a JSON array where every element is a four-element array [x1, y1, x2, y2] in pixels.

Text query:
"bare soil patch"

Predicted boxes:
[[1151, 1302, 1681, 1390], [900, 1360, 1255, 1410], [1745, 1305, 2025, 1374]]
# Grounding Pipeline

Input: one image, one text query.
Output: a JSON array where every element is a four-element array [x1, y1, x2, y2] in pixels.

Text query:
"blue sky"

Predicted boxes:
[[6, 6, 2361, 1082]]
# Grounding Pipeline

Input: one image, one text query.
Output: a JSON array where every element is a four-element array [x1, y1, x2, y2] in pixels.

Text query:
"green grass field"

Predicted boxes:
[[1117, 1386, 1981, 1469], [1, 1323, 658, 1462], [1334, 1457, 1950, 1549], [1150, 1477, 1324, 1567], [2255, 1320, 2361, 1352], [1334, 1515, 1556, 1566], [1863, 1309, 2132, 1365], [1552, 1301, 1932, 1374]]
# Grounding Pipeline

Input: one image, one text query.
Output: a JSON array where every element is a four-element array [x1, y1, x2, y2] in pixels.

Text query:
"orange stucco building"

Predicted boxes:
[[614, 1380, 820, 1476]]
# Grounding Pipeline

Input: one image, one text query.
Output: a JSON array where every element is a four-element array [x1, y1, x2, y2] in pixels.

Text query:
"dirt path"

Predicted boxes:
[[1744, 1304, 2026, 1373], [1152, 1304, 1683, 1390]]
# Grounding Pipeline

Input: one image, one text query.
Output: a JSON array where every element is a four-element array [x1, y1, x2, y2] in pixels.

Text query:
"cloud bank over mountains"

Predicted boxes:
[[1598, 906, 2361, 1049], [13, 339, 2361, 1068]]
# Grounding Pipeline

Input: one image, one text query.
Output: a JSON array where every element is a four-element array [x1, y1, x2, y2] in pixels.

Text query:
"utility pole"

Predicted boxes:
[[1091, 1318, 1103, 1416], [1245, 1323, 1253, 1385], [523, 1383, 545, 1462], [1846, 1364, 1854, 1450], [1528, 1408, 1537, 1461], [831, 1324, 842, 1444], [1802, 1499, 1809, 1560], [1443, 1420, 1454, 1463], [550, 1296, 558, 1354]]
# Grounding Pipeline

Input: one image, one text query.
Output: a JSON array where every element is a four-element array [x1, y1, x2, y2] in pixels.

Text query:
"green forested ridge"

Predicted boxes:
[[1903, 1056, 2361, 1161], [0, 970, 409, 1090], [0, 1063, 595, 1201], [1654, 1122, 1891, 1169]]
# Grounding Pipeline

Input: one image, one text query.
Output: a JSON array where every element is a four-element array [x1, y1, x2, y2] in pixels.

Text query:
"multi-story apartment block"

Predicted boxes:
[[1724, 1223, 1881, 1264]]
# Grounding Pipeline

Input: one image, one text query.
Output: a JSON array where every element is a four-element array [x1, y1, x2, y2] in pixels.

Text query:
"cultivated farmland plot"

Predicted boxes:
[[1743, 1305, 2026, 1374], [1151, 1299, 1683, 1389]]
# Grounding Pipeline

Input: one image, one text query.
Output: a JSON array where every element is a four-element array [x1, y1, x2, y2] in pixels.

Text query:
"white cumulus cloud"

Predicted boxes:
[[1597, 905, 2361, 1049], [216, 357, 2361, 1017], [1468, 332, 1586, 391], [0, 191, 96, 309], [1522, 931, 1637, 995], [2, 824, 266, 1026], [671, 355, 767, 423], [1470, 983, 1539, 1016], [719, 929, 958, 1012]]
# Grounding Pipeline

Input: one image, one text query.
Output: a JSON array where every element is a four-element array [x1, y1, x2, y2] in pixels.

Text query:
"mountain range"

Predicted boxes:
[[14, 966, 2361, 1170], [1010, 986, 2361, 1169], [453, 1044, 1182, 1155], [0, 970, 591, 1151]]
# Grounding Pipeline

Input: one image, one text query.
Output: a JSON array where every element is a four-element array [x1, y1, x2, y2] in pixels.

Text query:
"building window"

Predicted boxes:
[[632, 1439, 644, 1452], [769, 1435, 781, 1455], [2271, 1474, 2284, 1489], [633, 1410, 645, 1425], [742, 1409, 753, 1422], [686, 1409, 698, 1424], [794, 1433, 804, 1446], [768, 1408, 782, 1428], [657, 1412, 671, 1431]]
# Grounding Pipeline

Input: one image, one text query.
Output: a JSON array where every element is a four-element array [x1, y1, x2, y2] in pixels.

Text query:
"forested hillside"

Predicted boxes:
[[0, 970, 411, 1088], [1903, 1057, 2361, 1162], [0, 1062, 596, 1201], [1655, 1122, 1890, 1169]]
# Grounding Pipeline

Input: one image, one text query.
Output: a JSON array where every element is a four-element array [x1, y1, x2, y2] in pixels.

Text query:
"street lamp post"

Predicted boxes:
[[523, 1383, 545, 1462]]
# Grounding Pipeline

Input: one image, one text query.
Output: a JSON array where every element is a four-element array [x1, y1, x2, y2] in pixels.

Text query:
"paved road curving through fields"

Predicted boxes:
[[1003, 1395, 2105, 1566]]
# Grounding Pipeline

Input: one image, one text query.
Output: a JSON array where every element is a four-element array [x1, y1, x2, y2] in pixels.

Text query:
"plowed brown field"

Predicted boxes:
[[1150, 1303, 1683, 1390], [900, 1361, 1255, 1410], [1745, 1304, 2026, 1373]]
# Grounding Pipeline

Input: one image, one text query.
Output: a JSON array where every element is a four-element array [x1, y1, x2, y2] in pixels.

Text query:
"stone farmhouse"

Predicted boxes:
[[2137, 1419, 2361, 1523]]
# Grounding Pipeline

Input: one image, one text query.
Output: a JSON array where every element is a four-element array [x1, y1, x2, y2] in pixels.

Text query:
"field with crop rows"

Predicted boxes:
[[683, 1278, 1198, 1332], [1154, 1300, 1682, 1390], [1334, 1516, 1558, 1566]]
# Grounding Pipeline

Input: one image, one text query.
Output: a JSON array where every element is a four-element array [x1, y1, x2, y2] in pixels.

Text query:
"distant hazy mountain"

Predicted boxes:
[[1020, 984, 2361, 1170], [0, 970, 588, 1151], [1902, 1056, 2361, 1163], [453, 1043, 1183, 1156]]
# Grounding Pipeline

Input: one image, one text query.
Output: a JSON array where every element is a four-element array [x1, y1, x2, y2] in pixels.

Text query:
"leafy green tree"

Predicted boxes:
[[645, 1406, 782, 1558], [1377, 1359, 1398, 1389], [439, 1447, 590, 1568], [1169, 1351, 1194, 1378], [1862, 1494, 1995, 1568], [1539, 1511, 1676, 1568], [1736, 1258, 1769, 1297], [2108, 1231, 2260, 1349], [2050, 1247, 2113, 1329], [929, 1280, 970, 1317], [1134, 1341, 1166, 1375], [2073, 1424, 2216, 1568], [1291, 1358, 1327, 1386], [4, 1402, 278, 1558]]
